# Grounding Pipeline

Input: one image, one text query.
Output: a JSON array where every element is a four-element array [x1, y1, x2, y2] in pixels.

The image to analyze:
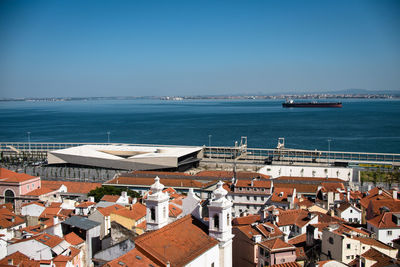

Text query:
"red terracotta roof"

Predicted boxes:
[[0, 168, 37, 183], [24, 186, 57, 196], [105, 247, 160, 267], [21, 201, 45, 208], [232, 214, 261, 226], [288, 233, 306, 246], [97, 204, 125, 216], [39, 207, 61, 218], [76, 201, 96, 208], [271, 188, 295, 203], [259, 238, 295, 251], [169, 204, 183, 218], [0, 251, 39, 267], [255, 223, 283, 239], [320, 182, 345, 192], [360, 187, 393, 209], [352, 236, 395, 250], [32, 233, 64, 248], [111, 203, 147, 221], [276, 176, 344, 182], [0, 203, 14, 211], [235, 179, 272, 188], [274, 183, 318, 193], [41, 180, 102, 194], [64, 232, 84, 246], [101, 195, 120, 202], [368, 212, 400, 229], [277, 209, 314, 227], [368, 199, 400, 217], [0, 209, 25, 228], [134, 215, 219, 267], [360, 247, 400, 267]]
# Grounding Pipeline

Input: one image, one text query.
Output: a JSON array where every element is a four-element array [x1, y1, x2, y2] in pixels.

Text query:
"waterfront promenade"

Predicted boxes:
[[1, 142, 400, 167]]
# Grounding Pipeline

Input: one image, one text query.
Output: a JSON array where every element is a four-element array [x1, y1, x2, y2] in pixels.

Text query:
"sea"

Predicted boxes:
[[0, 99, 399, 154]]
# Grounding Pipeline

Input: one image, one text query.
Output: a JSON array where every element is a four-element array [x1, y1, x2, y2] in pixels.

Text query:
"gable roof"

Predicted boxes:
[[368, 212, 400, 229], [134, 215, 219, 267], [33, 233, 64, 248], [111, 203, 147, 221], [105, 247, 160, 267], [0, 209, 25, 228], [360, 247, 399, 267], [235, 179, 272, 188], [100, 195, 121, 202], [336, 202, 360, 213], [0, 168, 37, 183], [41, 180, 101, 194], [232, 214, 261, 226], [76, 201, 96, 208], [64, 232, 84, 246], [271, 188, 295, 203], [0, 251, 40, 267], [352, 236, 395, 250], [360, 187, 393, 209], [97, 204, 125, 216], [259, 238, 295, 251], [277, 209, 314, 227]]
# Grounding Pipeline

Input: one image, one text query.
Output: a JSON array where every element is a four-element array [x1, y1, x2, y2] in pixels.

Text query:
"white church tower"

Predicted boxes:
[[145, 176, 169, 231], [208, 181, 234, 267]]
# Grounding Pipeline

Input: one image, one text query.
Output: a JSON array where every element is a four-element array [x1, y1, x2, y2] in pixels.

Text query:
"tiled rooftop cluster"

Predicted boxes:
[[0, 167, 399, 267]]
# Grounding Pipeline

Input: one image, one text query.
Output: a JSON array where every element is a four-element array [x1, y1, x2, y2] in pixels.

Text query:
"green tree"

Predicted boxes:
[[88, 186, 141, 202]]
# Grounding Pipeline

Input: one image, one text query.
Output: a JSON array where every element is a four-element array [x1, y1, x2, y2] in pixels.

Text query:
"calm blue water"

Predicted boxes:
[[0, 99, 399, 153]]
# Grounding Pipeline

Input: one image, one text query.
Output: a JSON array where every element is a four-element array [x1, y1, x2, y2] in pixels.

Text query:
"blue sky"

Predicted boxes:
[[0, 0, 399, 98]]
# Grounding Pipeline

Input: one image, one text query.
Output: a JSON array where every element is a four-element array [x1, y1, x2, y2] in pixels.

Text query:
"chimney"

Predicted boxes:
[[132, 197, 137, 204], [88, 196, 95, 202], [329, 209, 334, 217], [252, 234, 262, 243], [283, 234, 288, 242], [10, 216, 15, 223], [121, 191, 128, 198], [393, 189, 398, 200], [378, 189, 382, 195], [347, 188, 351, 202], [53, 215, 59, 225]]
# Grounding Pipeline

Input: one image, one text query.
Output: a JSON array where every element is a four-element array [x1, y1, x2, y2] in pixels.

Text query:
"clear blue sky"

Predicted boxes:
[[0, 0, 399, 98]]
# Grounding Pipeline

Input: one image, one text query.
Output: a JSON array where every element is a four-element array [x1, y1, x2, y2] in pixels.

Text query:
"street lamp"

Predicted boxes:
[[327, 139, 332, 166], [107, 131, 111, 144], [208, 135, 212, 158], [27, 132, 31, 153]]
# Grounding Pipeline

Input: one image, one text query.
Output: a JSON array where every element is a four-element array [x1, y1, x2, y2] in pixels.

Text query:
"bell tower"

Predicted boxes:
[[208, 181, 234, 267], [145, 176, 169, 231]]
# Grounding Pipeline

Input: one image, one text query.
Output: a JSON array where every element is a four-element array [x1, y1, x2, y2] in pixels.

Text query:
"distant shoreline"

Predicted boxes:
[[1, 93, 399, 102]]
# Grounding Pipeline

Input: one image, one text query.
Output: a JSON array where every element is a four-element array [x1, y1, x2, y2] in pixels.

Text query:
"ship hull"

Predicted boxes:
[[282, 102, 342, 108]]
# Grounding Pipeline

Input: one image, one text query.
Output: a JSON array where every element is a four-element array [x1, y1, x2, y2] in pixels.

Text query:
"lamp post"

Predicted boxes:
[[208, 135, 212, 158], [27, 132, 31, 153], [107, 131, 110, 144], [327, 139, 331, 166]]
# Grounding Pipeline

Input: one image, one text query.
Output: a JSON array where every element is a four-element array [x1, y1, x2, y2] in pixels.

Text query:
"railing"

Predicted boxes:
[[1, 142, 400, 165]]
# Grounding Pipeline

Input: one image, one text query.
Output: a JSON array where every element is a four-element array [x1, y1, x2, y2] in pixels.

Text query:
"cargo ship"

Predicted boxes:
[[282, 99, 342, 108]]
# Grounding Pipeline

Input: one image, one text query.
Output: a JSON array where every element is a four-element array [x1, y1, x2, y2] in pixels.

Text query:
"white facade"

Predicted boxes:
[[227, 194, 269, 217], [185, 244, 220, 267], [145, 177, 169, 231], [337, 205, 362, 224], [182, 188, 201, 216], [8, 239, 52, 260], [367, 224, 400, 246], [21, 203, 45, 217], [259, 165, 352, 181]]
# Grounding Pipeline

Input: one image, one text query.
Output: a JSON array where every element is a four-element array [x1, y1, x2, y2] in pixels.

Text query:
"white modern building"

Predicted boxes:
[[48, 145, 203, 171]]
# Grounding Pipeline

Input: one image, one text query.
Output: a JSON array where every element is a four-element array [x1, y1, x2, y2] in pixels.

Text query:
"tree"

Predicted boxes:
[[88, 186, 142, 202]]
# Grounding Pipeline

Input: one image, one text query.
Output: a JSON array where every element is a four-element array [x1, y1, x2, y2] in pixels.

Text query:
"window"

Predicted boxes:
[[211, 263, 214, 267], [27, 185, 29, 190], [347, 244, 351, 249], [261, 197, 264, 201], [163, 206, 167, 218], [247, 205, 250, 209], [254, 196, 257, 200], [349, 218, 353, 223], [350, 209, 353, 213], [328, 237, 334, 244], [246, 196, 250, 200], [346, 256, 351, 260], [214, 214, 219, 229], [227, 213, 230, 226], [260, 247, 264, 255], [150, 208, 156, 221], [387, 230, 392, 236]]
